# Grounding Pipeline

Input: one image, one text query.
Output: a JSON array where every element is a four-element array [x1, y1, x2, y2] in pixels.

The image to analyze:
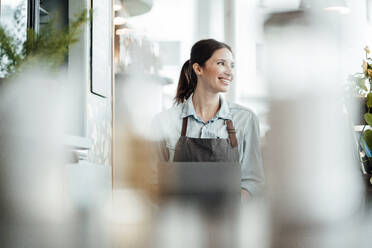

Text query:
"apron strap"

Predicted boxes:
[[181, 117, 188, 136], [181, 117, 238, 148], [226, 120, 238, 148]]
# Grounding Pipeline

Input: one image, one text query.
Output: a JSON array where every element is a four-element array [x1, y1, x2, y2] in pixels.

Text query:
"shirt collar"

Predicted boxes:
[[180, 93, 198, 119], [216, 94, 232, 120], [181, 93, 232, 120]]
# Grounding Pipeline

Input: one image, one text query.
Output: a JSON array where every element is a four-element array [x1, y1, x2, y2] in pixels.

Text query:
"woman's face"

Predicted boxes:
[[196, 48, 234, 93]]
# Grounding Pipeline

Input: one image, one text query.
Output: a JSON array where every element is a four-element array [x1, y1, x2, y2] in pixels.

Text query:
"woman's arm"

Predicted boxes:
[[240, 113, 265, 197]]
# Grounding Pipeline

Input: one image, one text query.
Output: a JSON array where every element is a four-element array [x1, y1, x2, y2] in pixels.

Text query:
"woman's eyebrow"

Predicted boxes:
[[216, 58, 234, 62]]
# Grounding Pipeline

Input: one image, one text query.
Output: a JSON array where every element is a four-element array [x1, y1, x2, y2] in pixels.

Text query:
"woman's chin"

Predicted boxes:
[[210, 83, 230, 93], [218, 85, 230, 93]]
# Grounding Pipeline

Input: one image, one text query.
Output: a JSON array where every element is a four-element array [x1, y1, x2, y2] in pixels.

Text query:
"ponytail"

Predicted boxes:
[[174, 59, 197, 104]]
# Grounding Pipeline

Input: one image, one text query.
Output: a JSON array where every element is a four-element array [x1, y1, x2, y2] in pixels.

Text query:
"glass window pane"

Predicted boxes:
[[0, 0, 28, 77]]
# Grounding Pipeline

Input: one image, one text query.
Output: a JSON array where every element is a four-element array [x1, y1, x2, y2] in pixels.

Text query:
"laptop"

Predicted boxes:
[[157, 162, 241, 197]]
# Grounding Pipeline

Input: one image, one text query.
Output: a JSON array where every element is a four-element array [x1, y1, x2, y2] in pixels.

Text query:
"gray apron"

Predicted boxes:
[[173, 117, 239, 162], [172, 116, 240, 248]]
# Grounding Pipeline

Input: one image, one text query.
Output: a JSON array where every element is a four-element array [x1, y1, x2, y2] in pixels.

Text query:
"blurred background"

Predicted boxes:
[[1, 0, 372, 247]]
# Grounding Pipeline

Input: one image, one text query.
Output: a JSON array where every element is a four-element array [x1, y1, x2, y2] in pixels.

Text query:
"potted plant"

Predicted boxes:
[[348, 46, 372, 174]]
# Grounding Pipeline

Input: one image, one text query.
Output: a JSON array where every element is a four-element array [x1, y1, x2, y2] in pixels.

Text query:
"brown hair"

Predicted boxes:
[[174, 39, 232, 104]]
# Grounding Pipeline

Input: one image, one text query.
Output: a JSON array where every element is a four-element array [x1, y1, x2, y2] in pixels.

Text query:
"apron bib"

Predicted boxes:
[[173, 117, 239, 162]]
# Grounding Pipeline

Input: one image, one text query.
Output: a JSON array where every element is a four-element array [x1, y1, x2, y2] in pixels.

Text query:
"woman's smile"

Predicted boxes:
[[218, 76, 232, 85]]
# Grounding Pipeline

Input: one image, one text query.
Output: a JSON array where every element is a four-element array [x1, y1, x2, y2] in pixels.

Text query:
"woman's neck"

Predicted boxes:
[[192, 88, 220, 123]]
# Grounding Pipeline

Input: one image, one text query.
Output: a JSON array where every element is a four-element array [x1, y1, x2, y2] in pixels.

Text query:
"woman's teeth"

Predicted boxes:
[[219, 78, 231, 84]]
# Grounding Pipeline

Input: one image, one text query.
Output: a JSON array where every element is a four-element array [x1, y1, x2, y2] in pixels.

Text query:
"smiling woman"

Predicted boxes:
[[193, 47, 234, 96], [174, 39, 234, 104], [152, 39, 265, 202]]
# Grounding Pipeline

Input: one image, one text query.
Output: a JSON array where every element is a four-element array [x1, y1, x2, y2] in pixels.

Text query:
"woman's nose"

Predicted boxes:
[[224, 67, 233, 77]]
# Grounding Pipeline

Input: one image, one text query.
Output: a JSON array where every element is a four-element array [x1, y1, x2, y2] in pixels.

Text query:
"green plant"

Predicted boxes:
[[348, 46, 372, 158], [347, 47, 372, 96], [0, 7, 91, 78]]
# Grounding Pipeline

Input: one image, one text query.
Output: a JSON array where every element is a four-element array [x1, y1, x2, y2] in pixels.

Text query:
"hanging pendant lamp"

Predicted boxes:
[[119, 0, 153, 17], [114, 0, 122, 12], [299, 0, 350, 14], [323, 0, 350, 14]]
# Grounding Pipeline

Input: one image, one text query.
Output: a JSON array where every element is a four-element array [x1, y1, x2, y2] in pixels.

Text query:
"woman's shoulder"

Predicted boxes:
[[226, 102, 260, 135], [227, 101, 258, 121]]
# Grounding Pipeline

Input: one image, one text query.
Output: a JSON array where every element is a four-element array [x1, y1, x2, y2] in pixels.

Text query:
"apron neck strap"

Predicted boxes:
[[181, 117, 238, 148], [226, 120, 238, 148], [181, 117, 188, 136]]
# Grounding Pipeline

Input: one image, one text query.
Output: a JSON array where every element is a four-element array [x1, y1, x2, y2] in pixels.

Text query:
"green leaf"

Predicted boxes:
[[364, 130, 372, 152], [367, 93, 372, 108], [364, 113, 372, 126], [0, 27, 22, 75]]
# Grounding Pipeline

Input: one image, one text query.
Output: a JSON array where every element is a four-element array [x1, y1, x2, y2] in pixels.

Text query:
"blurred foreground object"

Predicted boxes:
[[0, 70, 111, 248], [263, 4, 364, 248], [113, 73, 161, 248], [155, 162, 241, 248], [0, 72, 73, 247]]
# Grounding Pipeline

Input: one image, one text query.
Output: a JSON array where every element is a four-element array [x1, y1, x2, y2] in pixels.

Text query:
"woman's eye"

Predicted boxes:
[[217, 62, 224, 65]]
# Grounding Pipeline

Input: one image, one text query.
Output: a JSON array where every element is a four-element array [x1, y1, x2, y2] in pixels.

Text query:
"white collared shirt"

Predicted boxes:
[[152, 94, 265, 196]]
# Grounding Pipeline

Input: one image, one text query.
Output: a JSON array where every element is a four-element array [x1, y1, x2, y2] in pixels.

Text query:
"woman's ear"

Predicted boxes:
[[192, 63, 202, 76]]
